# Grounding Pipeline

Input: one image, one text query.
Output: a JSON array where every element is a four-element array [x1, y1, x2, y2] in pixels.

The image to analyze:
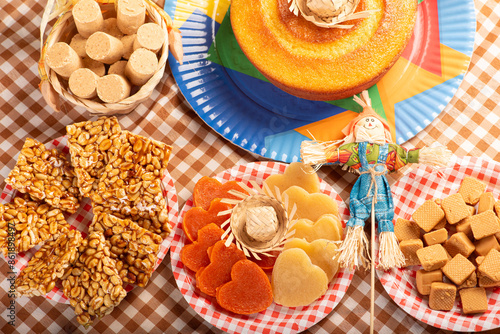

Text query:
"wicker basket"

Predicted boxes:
[[39, 0, 178, 115]]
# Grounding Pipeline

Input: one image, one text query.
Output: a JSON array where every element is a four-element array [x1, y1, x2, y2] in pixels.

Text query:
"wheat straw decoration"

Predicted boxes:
[[288, 0, 378, 28], [38, 0, 184, 114], [218, 181, 297, 260]]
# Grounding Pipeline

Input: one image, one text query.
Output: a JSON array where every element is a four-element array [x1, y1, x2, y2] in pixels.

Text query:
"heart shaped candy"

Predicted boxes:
[[193, 176, 248, 211], [263, 162, 320, 198], [289, 214, 343, 243], [182, 198, 232, 242], [216, 259, 273, 315], [283, 185, 339, 221], [271, 248, 328, 307], [180, 223, 225, 273]]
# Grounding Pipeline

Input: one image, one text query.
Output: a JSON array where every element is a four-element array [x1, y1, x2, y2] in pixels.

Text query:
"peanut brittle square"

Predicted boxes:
[[89, 213, 163, 287], [5, 138, 81, 213], [0, 195, 70, 256], [16, 229, 82, 297], [91, 131, 172, 238], [66, 116, 122, 197], [62, 231, 127, 328]]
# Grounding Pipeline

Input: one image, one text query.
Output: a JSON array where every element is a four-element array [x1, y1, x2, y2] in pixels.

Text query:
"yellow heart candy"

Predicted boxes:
[[289, 214, 343, 243], [271, 248, 328, 307], [284, 238, 340, 282], [283, 186, 339, 221], [264, 162, 320, 198]]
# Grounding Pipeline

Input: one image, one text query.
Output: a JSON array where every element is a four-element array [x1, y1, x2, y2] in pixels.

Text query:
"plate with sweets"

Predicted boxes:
[[170, 161, 353, 333], [165, 0, 475, 162], [376, 156, 500, 331], [0, 135, 179, 304]]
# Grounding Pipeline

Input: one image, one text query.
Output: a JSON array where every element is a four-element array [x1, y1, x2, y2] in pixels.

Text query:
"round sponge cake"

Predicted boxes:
[[230, 0, 417, 101]]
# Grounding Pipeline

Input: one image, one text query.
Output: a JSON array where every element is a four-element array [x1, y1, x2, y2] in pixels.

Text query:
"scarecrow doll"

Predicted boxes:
[[301, 91, 451, 270]]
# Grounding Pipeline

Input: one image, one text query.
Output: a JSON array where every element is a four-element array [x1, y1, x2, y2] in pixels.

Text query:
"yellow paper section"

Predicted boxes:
[[294, 43, 470, 142], [172, 0, 230, 29]]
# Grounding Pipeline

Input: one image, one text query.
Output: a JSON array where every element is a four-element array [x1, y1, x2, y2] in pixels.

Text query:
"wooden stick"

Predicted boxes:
[[370, 199, 375, 334]]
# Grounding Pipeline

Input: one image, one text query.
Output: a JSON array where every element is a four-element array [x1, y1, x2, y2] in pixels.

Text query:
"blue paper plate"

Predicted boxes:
[[166, 0, 475, 162]]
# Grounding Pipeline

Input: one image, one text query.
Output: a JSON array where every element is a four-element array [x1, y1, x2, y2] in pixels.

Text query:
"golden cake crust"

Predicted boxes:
[[230, 0, 417, 101]]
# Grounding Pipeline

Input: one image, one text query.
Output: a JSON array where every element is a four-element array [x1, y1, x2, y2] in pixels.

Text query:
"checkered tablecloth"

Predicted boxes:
[[0, 0, 499, 333]]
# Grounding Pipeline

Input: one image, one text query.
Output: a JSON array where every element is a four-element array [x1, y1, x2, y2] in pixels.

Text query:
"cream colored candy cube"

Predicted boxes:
[[394, 218, 421, 242], [412, 200, 445, 232]]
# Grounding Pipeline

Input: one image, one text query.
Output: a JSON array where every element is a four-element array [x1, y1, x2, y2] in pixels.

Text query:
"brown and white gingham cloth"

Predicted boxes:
[[0, 0, 499, 333]]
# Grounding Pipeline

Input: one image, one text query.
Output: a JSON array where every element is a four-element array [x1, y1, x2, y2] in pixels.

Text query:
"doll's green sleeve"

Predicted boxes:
[[387, 144, 420, 171]]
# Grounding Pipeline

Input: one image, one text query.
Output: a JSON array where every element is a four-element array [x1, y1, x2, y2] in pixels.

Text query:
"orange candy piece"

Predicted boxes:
[[180, 224, 225, 273], [216, 259, 273, 315], [193, 176, 248, 211], [182, 198, 232, 242], [196, 240, 246, 297], [250, 250, 279, 271]]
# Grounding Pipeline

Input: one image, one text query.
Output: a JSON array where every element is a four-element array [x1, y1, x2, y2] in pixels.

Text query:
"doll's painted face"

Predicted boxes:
[[354, 117, 386, 143]]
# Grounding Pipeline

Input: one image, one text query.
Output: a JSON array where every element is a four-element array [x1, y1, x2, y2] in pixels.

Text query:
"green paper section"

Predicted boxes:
[[206, 7, 389, 122]]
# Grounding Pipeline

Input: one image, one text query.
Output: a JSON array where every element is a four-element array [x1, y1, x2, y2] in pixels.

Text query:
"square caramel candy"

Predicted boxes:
[[416, 244, 449, 271], [429, 282, 456, 311], [412, 200, 445, 232], [458, 271, 477, 290], [459, 177, 486, 205], [444, 232, 475, 258], [394, 218, 420, 242], [441, 193, 471, 225], [423, 228, 448, 246], [495, 200, 500, 218], [459, 287, 488, 314], [416, 269, 442, 295], [475, 235, 500, 256], [478, 192, 495, 214], [442, 254, 476, 285], [399, 239, 423, 267], [476, 256, 485, 265], [456, 216, 474, 240], [478, 271, 500, 288], [433, 217, 447, 231], [470, 210, 500, 240], [478, 249, 500, 281]]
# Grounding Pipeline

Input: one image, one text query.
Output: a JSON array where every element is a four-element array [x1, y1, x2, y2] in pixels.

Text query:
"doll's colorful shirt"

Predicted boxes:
[[327, 142, 419, 233], [325, 142, 420, 171]]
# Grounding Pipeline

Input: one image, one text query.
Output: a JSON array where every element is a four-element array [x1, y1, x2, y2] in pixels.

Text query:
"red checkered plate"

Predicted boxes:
[[376, 156, 500, 331], [170, 161, 353, 334], [0, 136, 179, 304]]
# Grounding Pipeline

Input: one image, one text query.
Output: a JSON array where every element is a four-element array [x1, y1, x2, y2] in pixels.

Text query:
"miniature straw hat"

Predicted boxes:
[[220, 181, 295, 260], [288, 0, 376, 29]]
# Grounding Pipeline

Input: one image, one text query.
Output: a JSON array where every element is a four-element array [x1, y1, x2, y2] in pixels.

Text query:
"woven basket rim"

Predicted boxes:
[[229, 193, 291, 255], [39, 0, 171, 115]]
